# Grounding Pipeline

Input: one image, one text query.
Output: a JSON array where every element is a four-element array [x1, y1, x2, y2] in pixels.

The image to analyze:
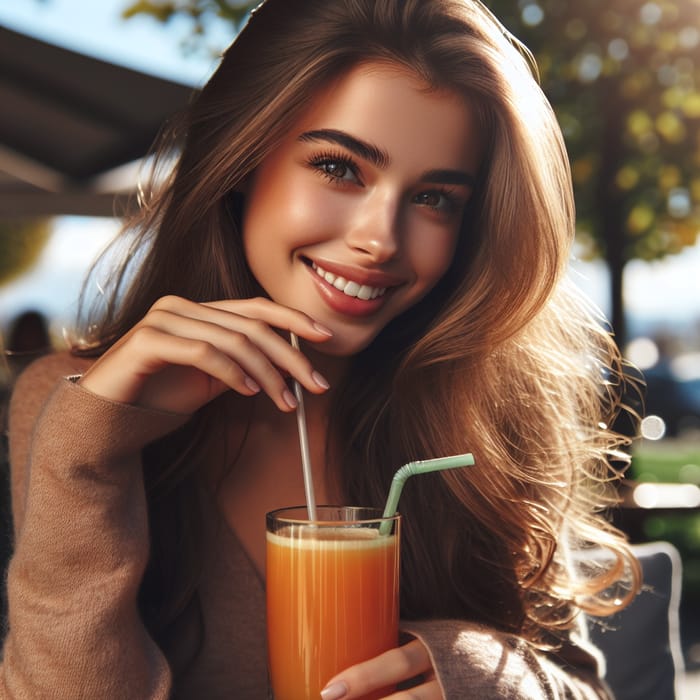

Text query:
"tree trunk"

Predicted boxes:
[[606, 216, 627, 350], [596, 80, 628, 349]]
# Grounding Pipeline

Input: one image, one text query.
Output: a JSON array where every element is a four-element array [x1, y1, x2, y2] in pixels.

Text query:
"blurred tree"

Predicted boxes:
[[489, 0, 700, 345], [123, 0, 700, 345], [122, 0, 253, 55], [0, 220, 51, 286], [123, 0, 254, 27]]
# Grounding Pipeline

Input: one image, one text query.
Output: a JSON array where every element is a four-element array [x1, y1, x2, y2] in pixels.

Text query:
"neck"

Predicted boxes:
[[303, 341, 351, 389]]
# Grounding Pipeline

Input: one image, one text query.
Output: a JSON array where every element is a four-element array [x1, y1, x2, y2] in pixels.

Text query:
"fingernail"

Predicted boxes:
[[244, 376, 261, 393], [312, 370, 330, 390], [313, 321, 334, 336], [320, 681, 348, 700], [282, 388, 298, 409]]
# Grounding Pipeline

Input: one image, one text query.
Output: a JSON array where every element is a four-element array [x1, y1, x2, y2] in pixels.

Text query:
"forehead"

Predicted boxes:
[[290, 61, 481, 172]]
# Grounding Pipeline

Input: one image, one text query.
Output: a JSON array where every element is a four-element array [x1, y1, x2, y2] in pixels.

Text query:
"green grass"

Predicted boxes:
[[630, 438, 700, 593], [632, 440, 700, 484]]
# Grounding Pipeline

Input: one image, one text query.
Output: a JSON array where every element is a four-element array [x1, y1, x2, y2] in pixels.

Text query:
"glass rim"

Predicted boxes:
[[266, 505, 400, 526]]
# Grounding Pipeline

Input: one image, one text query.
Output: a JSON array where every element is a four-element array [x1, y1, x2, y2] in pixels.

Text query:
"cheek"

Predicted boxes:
[[409, 231, 459, 287], [244, 175, 344, 252]]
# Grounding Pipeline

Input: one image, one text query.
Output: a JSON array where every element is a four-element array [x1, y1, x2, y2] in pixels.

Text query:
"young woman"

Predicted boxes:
[[2, 1, 641, 698]]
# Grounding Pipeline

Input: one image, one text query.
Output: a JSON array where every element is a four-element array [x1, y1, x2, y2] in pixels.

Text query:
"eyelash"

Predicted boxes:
[[306, 150, 361, 185], [415, 187, 460, 215], [306, 150, 461, 215]]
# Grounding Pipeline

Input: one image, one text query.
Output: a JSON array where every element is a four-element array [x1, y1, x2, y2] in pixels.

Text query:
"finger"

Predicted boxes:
[[142, 306, 329, 399], [84, 325, 265, 403], [149, 296, 333, 354], [81, 295, 333, 411], [133, 323, 305, 412], [150, 297, 332, 389], [202, 296, 334, 341], [322, 640, 434, 699]]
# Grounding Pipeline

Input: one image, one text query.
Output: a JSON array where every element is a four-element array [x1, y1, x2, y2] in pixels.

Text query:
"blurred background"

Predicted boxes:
[[1, 0, 699, 692]]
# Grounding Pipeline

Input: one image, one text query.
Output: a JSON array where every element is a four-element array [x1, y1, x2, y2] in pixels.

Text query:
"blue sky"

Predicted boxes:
[[0, 0, 699, 344], [0, 0, 234, 85]]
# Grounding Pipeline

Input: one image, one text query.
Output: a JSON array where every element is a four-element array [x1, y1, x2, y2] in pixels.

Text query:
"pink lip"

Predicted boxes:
[[303, 258, 402, 318], [308, 257, 404, 289]]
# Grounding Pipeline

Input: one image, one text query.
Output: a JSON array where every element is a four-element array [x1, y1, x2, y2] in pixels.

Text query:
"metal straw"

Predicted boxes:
[[289, 332, 317, 520]]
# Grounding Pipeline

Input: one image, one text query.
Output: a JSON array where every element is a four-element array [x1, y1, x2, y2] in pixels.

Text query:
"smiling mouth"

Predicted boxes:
[[310, 262, 387, 301]]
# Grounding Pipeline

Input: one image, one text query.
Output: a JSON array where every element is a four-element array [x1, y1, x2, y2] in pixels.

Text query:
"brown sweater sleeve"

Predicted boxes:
[[402, 619, 612, 700], [1, 353, 189, 699]]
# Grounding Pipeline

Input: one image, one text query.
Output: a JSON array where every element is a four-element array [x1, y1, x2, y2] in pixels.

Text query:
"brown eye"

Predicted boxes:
[[307, 154, 362, 185], [415, 191, 442, 207], [322, 162, 348, 179]]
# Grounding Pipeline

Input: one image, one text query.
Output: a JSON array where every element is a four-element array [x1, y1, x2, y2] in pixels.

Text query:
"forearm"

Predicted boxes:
[[401, 619, 611, 700], [1, 378, 187, 698]]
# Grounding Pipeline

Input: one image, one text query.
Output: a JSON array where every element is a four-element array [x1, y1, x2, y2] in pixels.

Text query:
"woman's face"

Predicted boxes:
[[243, 61, 482, 355]]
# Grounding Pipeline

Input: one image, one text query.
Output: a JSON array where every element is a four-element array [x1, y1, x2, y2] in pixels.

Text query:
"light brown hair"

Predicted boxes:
[[78, 0, 641, 658]]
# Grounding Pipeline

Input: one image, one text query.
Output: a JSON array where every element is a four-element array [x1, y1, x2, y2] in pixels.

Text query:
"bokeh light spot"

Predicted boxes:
[[626, 336, 660, 369], [616, 166, 639, 190], [521, 3, 544, 27], [641, 415, 667, 440], [578, 53, 603, 82], [608, 38, 629, 61], [679, 26, 700, 49], [628, 204, 655, 234], [667, 188, 691, 218], [640, 2, 663, 25]]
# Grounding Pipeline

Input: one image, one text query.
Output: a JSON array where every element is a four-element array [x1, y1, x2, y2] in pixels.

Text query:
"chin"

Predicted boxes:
[[317, 327, 382, 357]]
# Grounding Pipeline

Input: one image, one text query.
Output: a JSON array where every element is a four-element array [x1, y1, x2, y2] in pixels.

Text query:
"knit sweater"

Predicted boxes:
[[0, 352, 610, 699]]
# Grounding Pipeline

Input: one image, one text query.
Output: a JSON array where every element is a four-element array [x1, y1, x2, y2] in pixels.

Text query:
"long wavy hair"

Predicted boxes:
[[76, 0, 641, 661]]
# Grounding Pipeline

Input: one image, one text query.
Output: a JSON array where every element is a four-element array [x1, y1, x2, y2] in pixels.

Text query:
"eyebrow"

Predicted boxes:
[[298, 128, 476, 188], [299, 129, 390, 169], [422, 168, 477, 188]]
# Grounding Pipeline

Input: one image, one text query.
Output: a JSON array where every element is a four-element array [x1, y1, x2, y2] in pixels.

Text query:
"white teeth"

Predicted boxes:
[[357, 285, 373, 301], [311, 263, 386, 300], [344, 281, 360, 296]]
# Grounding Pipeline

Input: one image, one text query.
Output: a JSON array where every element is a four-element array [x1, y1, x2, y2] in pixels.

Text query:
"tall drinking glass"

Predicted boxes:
[[266, 506, 401, 700]]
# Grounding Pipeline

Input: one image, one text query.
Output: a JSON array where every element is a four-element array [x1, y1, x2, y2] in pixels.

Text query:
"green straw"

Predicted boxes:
[[379, 453, 475, 535]]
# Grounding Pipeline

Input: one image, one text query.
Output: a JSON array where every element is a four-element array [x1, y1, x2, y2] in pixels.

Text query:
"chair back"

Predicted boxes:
[[588, 541, 684, 700]]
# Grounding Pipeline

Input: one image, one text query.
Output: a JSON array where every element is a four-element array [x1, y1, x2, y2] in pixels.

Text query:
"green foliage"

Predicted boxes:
[[0, 220, 51, 286], [122, 0, 256, 38], [488, 0, 700, 264]]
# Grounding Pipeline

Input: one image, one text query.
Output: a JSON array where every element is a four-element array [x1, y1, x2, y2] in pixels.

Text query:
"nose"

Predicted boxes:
[[344, 192, 400, 263]]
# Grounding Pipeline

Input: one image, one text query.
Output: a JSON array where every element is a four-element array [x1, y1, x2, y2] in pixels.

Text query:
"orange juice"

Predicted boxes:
[[266, 508, 400, 700]]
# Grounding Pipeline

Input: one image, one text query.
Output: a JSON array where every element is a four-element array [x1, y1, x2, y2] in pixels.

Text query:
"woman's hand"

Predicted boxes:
[[79, 295, 332, 415], [321, 639, 444, 700]]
